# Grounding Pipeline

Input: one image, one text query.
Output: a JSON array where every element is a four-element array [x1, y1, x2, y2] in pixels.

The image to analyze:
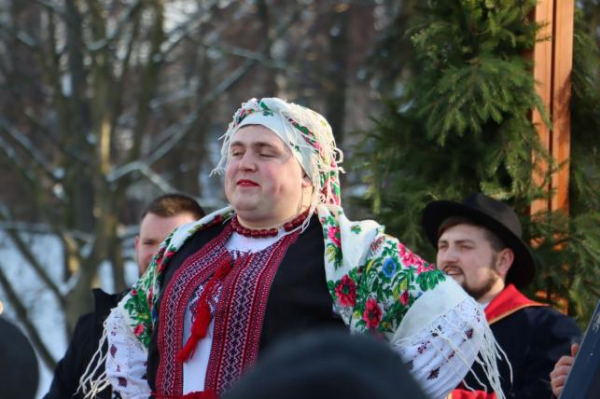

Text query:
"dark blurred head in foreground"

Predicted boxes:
[[223, 329, 428, 399]]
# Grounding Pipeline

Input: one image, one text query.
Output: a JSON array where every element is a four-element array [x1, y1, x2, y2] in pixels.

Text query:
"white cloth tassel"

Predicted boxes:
[[465, 322, 510, 399], [390, 280, 508, 399], [77, 318, 111, 398]]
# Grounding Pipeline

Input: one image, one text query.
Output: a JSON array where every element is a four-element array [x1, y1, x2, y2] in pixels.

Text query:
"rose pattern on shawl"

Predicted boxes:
[[400, 290, 410, 306], [133, 324, 145, 338], [327, 226, 341, 247], [335, 275, 357, 307], [323, 218, 343, 270], [362, 298, 383, 329], [399, 243, 435, 273], [319, 206, 446, 335]]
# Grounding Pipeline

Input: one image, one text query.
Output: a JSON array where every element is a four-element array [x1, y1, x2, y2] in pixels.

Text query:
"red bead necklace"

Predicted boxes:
[[230, 210, 310, 238]]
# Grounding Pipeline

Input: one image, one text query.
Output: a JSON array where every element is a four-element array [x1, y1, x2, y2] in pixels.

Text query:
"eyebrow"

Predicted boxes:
[[438, 238, 476, 245]]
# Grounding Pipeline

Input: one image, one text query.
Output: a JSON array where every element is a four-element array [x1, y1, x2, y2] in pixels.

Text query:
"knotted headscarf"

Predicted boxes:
[[212, 98, 344, 212]]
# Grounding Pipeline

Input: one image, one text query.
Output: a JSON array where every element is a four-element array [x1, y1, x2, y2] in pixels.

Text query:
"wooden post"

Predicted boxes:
[[551, 0, 574, 215], [531, 0, 574, 217]]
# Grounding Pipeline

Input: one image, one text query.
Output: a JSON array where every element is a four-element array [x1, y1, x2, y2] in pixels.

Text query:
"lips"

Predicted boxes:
[[237, 179, 259, 187]]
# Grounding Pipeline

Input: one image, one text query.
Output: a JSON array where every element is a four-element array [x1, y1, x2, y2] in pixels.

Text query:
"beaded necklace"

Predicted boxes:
[[230, 209, 310, 238]]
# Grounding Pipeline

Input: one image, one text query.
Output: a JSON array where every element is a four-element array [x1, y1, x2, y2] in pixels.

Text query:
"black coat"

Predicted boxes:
[[44, 289, 124, 399], [458, 286, 581, 399]]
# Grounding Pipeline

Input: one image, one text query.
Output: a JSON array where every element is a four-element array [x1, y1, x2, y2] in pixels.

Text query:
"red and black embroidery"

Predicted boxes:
[[156, 225, 232, 396], [155, 224, 299, 396]]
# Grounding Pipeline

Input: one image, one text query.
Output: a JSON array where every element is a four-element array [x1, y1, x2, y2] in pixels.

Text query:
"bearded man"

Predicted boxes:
[[422, 193, 581, 398]]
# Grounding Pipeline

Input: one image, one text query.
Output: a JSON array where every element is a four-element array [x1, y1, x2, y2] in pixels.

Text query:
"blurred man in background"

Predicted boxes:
[[45, 193, 204, 399]]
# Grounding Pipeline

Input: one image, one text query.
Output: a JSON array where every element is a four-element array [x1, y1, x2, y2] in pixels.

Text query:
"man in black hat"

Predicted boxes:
[[422, 193, 581, 398]]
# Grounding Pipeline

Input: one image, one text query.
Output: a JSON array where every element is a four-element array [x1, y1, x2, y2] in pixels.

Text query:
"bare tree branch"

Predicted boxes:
[[21, 109, 90, 166], [34, 0, 67, 19], [0, 207, 65, 305], [0, 21, 39, 48], [0, 136, 36, 184], [0, 117, 62, 183], [87, 0, 144, 52], [0, 264, 57, 371], [0, 221, 92, 243], [155, 0, 222, 62]]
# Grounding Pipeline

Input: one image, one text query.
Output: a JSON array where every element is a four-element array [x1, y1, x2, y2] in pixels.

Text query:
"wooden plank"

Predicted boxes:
[[531, 0, 554, 215], [551, 0, 574, 215]]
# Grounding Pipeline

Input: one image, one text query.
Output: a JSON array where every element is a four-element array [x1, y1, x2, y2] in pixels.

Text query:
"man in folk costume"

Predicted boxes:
[[87, 98, 504, 399], [422, 194, 581, 398]]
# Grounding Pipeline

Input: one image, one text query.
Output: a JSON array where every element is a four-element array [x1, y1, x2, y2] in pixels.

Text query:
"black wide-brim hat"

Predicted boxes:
[[422, 193, 535, 288]]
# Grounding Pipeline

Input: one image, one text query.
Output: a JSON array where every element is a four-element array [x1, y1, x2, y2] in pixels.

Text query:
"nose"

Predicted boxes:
[[437, 246, 458, 268], [238, 152, 256, 171]]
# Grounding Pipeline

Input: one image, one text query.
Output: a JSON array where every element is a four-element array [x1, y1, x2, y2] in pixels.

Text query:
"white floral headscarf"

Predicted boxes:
[[212, 97, 344, 213]]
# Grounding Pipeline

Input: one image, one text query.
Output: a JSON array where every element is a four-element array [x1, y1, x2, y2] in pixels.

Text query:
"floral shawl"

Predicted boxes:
[[117, 204, 445, 347]]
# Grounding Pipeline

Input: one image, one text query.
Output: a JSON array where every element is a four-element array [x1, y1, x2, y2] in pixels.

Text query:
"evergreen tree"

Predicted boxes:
[[360, 0, 600, 324]]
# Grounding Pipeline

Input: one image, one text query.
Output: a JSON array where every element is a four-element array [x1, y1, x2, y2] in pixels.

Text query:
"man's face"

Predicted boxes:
[[224, 125, 310, 228], [135, 212, 197, 274], [436, 224, 506, 302]]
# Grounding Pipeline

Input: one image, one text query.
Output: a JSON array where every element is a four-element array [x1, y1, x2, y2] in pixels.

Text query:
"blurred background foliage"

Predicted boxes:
[[359, 0, 600, 327]]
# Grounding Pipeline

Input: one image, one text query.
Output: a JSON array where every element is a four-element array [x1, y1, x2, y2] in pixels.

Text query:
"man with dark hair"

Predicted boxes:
[[422, 193, 581, 398], [135, 194, 205, 275], [45, 193, 204, 399]]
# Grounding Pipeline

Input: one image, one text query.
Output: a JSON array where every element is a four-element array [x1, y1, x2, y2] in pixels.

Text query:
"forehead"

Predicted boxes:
[[231, 125, 285, 147], [438, 223, 488, 242]]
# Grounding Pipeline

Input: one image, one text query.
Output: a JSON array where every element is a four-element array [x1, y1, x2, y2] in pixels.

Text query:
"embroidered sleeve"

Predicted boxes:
[[105, 309, 152, 399]]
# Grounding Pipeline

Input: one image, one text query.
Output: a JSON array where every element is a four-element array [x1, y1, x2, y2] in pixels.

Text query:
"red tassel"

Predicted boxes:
[[178, 259, 232, 363], [178, 301, 212, 362]]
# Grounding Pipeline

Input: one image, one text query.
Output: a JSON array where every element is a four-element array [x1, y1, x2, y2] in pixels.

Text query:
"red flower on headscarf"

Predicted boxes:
[[362, 298, 383, 329], [335, 275, 357, 307]]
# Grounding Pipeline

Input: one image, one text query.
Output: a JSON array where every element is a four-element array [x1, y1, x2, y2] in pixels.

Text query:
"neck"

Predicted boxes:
[[232, 209, 310, 238], [477, 281, 506, 304]]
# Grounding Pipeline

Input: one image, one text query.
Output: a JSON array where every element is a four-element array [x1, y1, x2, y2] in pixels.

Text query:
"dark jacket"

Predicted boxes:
[[452, 285, 581, 399], [45, 289, 124, 399]]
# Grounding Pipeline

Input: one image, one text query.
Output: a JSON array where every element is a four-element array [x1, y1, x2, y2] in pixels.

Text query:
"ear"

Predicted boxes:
[[301, 174, 312, 188], [495, 248, 514, 278]]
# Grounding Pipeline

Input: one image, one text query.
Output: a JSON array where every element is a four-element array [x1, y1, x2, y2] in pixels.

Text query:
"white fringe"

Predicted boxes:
[[76, 319, 112, 398], [390, 288, 509, 399]]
